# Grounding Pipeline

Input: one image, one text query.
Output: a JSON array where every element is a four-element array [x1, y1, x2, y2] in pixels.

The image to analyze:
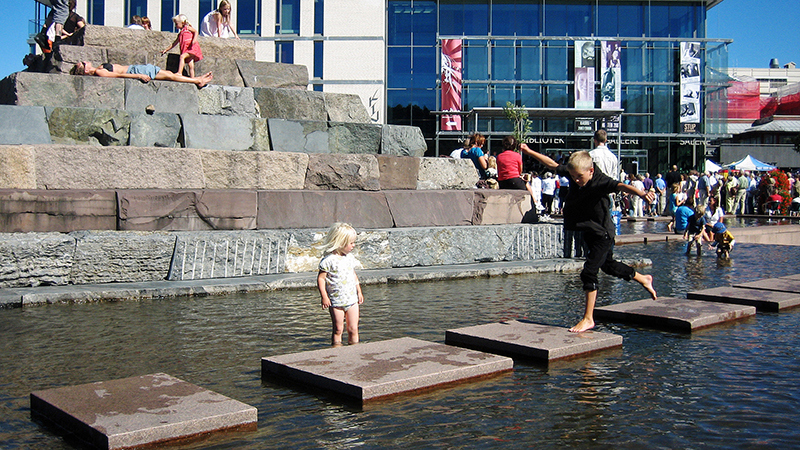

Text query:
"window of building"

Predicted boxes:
[[491, 0, 539, 37], [313, 40, 323, 91], [492, 40, 515, 81], [463, 40, 489, 80], [238, 0, 261, 35], [276, 0, 300, 34], [125, 0, 147, 24], [649, 3, 703, 38], [597, 2, 644, 37], [544, 1, 592, 37], [439, 0, 489, 36], [86, 0, 104, 25], [314, 0, 324, 34], [276, 41, 294, 64], [161, 0, 177, 32]]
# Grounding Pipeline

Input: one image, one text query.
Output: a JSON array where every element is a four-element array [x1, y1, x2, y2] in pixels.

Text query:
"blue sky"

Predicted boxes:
[[2, 0, 799, 79]]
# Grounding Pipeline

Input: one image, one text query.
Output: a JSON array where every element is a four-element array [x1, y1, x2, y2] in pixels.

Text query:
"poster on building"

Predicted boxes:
[[680, 41, 701, 132], [440, 39, 463, 131], [574, 40, 595, 109], [600, 41, 621, 132]]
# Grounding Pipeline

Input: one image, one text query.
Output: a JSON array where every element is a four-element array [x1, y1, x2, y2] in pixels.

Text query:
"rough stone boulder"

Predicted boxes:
[[0, 72, 125, 109], [417, 157, 478, 189], [380, 124, 427, 157], [236, 60, 308, 89], [304, 154, 381, 191], [117, 190, 258, 231], [200, 150, 308, 190], [83, 25, 255, 60], [0, 105, 52, 145]]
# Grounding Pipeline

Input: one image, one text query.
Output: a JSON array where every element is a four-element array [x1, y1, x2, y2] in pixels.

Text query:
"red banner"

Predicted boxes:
[[441, 39, 463, 131]]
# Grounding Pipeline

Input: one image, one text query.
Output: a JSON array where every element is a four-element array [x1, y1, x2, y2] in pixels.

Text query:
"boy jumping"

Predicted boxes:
[[521, 146, 657, 332]]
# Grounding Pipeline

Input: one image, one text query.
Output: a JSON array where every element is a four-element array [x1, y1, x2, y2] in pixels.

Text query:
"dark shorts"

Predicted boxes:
[[127, 64, 161, 79]]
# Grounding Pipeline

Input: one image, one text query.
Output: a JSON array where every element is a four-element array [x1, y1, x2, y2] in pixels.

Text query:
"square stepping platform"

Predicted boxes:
[[734, 277, 800, 294], [261, 337, 512, 403], [595, 297, 756, 332], [445, 320, 622, 362], [687, 286, 800, 312], [30, 373, 257, 450]]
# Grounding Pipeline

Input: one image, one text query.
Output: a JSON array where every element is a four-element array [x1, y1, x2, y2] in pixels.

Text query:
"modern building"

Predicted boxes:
[[33, 0, 734, 175]]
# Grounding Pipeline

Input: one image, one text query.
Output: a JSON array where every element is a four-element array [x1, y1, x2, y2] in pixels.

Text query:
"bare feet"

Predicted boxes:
[[569, 318, 595, 333], [641, 273, 657, 300], [196, 71, 213, 88]]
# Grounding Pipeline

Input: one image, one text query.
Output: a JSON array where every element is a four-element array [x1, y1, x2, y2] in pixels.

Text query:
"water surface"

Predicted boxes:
[[1, 240, 799, 449]]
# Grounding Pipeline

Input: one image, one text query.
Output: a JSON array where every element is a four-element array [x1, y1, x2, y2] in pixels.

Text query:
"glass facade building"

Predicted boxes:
[[388, 0, 731, 175]]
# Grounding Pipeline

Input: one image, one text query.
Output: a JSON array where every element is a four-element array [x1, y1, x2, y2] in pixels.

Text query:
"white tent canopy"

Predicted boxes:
[[724, 155, 776, 171], [704, 160, 722, 173]]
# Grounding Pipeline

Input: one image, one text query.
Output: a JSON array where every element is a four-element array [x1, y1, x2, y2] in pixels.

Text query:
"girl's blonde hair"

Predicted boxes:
[[318, 222, 357, 255], [173, 14, 189, 27]]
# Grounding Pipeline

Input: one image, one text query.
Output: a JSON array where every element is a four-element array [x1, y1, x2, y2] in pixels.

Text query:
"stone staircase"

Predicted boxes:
[[0, 25, 557, 289]]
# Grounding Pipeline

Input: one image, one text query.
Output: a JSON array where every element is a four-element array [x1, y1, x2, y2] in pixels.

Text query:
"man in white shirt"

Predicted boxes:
[[589, 129, 619, 181]]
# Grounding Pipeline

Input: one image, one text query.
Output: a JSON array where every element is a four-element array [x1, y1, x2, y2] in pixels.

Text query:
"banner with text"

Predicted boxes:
[[680, 42, 701, 133], [441, 39, 463, 131], [574, 40, 595, 109]]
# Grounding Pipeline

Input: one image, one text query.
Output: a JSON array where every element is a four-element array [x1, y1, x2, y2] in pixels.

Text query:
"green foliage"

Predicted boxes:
[[503, 102, 532, 144]]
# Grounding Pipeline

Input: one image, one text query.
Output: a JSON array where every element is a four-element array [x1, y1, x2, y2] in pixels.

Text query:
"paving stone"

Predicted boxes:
[[445, 320, 622, 361], [595, 297, 756, 331], [0, 105, 52, 145], [686, 286, 800, 312], [733, 277, 800, 294], [262, 337, 512, 403], [30, 373, 257, 450]]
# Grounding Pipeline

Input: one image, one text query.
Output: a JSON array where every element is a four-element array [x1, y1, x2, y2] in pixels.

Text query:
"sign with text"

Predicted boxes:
[[574, 41, 595, 109]]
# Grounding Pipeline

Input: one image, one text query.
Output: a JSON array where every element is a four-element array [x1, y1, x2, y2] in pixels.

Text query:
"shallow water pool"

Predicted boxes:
[[1, 240, 799, 449]]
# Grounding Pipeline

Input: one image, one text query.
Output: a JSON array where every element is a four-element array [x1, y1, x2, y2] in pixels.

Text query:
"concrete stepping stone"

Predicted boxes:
[[733, 277, 800, 294], [687, 286, 800, 312], [594, 297, 756, 331], [445, 320, 622, 361], [261, 337, 512, 403], [30, 373, 257, 450]]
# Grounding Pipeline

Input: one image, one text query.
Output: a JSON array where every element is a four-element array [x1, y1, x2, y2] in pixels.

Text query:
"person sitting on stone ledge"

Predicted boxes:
[[70, 61, 213, 88]]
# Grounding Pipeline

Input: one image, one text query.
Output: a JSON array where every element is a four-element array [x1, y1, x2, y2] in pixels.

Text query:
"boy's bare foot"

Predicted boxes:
[[197, 71, 213, 88], [642, 273, 657, 299], [569, 318, 595, 333]]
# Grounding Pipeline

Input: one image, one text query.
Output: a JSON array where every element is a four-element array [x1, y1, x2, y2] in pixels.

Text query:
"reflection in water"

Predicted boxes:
[[1, 241, 800, 448]]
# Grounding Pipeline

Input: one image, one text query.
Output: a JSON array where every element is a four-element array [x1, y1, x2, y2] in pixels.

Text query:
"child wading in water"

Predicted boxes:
[[162, 14, 203, 78], [317, 223, 364, 346], [520, 146, 657, 332]]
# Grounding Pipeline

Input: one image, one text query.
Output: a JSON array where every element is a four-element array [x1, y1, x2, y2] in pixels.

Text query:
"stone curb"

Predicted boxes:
[[0, 257, 650, 308]]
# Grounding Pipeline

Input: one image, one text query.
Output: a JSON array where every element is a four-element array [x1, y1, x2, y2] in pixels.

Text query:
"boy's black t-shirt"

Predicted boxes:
[[556, 163, 619, 238]]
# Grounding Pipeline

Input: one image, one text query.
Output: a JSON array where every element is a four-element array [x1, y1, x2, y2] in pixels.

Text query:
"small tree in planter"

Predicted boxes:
[[503, 102, 532, 145]]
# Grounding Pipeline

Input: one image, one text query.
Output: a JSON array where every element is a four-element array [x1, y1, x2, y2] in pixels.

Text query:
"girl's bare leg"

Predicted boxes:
[[188, 59, 195, 78], [177, 53, 187, 77], [154, 70, 213, 87], [329, 307, 345, 346], [345, 305, 360, 344]]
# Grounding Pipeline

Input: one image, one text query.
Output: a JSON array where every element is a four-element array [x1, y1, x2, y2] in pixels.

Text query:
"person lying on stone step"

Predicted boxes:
[[70, 61, 213, 88]]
